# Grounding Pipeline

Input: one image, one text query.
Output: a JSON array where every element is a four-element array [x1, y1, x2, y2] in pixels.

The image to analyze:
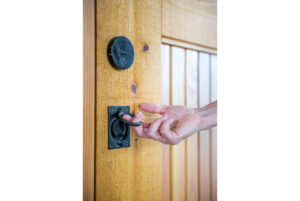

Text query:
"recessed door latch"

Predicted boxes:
[[108, 106, 141, 149]]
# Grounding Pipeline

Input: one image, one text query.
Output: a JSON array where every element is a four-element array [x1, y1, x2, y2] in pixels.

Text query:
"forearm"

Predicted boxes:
[[193, 101, 217, 130]]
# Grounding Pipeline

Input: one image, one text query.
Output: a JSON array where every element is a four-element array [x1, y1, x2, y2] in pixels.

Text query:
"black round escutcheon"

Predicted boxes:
[[107, 36, 134, 70]]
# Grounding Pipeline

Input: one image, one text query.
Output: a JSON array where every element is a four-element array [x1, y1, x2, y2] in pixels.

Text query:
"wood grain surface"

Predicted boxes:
[[161, 45, 217, 201], [170, 46, 186, 201], [210, 54, 217, 201], [186, 49, 199, 201], [95, 0, 162, 200], [83, 0, 95, 200], [161, 44, 171, 201], [162, 37, 217, 55], [162, 0, 217, 49], [199, 52, 211, 201]]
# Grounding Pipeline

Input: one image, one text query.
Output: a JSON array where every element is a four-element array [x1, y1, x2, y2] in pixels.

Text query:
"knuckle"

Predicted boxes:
[[159, 131, 168, 138], [160, 125, 169, 134], [145, 130, 152, 137], [170, 139, 180, 145], [134, 131, 143, 137]]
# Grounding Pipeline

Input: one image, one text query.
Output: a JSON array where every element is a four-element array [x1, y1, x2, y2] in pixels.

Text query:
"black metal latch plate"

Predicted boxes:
[[108, 106, 130, 149]]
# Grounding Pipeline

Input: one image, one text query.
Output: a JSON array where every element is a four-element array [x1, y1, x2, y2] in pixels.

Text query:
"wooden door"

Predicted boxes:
[[84, 0, 217, 201]]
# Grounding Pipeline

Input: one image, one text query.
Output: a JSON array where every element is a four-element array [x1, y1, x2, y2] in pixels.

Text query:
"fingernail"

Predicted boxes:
[[136, 112, 142, 117]]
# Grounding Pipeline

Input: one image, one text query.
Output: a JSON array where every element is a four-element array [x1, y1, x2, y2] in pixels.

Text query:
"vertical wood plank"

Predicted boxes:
[[95, 1, 162, 200], [171, 46, 186, 201], [198, 52, 211, 201], [211, 127, 217, 201], [161, 44, 170, 201], [186, 50, 199, 201], [210, 54, 217, 201], [83, 0, 95, 200], [210, 55, 217, 102]]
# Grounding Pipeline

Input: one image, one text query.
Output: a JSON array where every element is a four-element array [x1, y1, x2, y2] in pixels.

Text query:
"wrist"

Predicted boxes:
[[192, 103, 217, 130]]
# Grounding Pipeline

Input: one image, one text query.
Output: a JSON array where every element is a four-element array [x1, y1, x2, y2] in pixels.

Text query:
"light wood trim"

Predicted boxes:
[[210, 54, 217, 201], [162, 0, 217, 49], [161, 44, 171, 201], [186, 50, 199, 201], [210, 55, 217, 102], [162, 45, 217, 201], [83, 0, 95, 200], [198, 52, 211, 201], [211, 127, 217, 201], [170, 46, 186, 201], [162, 37, 217, 55]]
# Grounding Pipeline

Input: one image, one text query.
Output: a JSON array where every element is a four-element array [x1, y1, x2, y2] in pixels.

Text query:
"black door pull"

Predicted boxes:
[[108, 106, 142, 149], [116, 111, 142, 127]]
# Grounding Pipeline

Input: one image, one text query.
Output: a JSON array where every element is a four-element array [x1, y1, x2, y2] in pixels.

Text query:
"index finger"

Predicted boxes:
[[140, 103, 168, 114]]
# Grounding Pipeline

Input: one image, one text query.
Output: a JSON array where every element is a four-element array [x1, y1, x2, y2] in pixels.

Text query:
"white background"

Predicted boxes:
[[0, 1, 82, 200], [1, 0, 300, 201], [219, 0, 300, 200]]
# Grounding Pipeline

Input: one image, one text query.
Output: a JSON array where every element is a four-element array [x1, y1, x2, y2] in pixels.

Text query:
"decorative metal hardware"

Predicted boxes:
[[116, 111, 142, 127], [107, 36, 135, 70], [108, 106, 141, 149]]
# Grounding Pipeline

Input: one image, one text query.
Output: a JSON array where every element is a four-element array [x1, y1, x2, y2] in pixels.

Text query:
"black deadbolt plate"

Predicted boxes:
[[108, 106, 130, 149], [107, 36, 134, 70]]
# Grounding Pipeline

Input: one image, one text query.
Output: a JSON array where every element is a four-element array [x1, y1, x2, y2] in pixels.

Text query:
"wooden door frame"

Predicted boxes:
[[83, 0, 95, 200]]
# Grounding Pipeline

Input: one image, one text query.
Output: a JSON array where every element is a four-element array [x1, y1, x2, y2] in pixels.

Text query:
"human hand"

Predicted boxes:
[[122, 102, 213, 145]]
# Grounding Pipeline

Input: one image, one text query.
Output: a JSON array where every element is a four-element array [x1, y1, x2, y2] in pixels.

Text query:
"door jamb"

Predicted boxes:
[[83, 0, 96, 200]]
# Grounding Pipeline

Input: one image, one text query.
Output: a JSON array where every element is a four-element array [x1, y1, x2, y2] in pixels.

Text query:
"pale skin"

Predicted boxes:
[[122, 101, 217, 145]]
